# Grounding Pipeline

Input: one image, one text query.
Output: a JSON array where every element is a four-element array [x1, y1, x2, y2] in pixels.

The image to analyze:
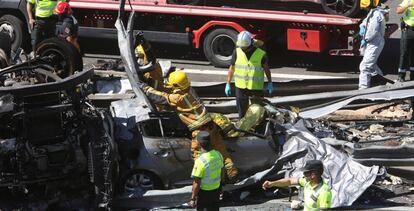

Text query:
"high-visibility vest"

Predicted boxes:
[[403, 0, 414, 27], [234, 48, 265, 90], [29, 0, 64, 18], [301, 179, 332, 211], [197, 150, 223, 191]]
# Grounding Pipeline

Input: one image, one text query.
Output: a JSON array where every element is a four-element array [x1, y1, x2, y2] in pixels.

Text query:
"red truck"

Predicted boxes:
[[0, 0, 365, 67]]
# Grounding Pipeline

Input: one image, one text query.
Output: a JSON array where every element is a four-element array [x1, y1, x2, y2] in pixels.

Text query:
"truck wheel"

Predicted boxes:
[[36, 37, 83, 78], [0, 49, 10, 69], [203, 28, 238, 68], [0, 15, 26, 51], [0, 32, 11, 59], [321, 0, 360, 17]]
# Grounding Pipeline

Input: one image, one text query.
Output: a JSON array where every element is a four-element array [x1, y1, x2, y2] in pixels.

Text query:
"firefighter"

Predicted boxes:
[[225, 31, 273, 118], [262, 160, 332, 211], [53, 2, 80, 52], [358, 3, 389, 89], [139, 71, 238, 179], [397, 0, 414, 81], [27, 0, 65, 52], [189, 131, 224, 211], [134, 36, 166, 92]]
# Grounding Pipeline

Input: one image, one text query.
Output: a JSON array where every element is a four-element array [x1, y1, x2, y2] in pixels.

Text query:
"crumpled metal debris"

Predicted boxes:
[[227, 119, 379, 208]]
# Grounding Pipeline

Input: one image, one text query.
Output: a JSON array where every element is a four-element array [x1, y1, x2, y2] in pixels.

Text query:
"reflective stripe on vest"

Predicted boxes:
[[199, 151, 223, 190], [179, 95, 211, 131], [404, 0, 414, 26], [234, 48, 265, 90]]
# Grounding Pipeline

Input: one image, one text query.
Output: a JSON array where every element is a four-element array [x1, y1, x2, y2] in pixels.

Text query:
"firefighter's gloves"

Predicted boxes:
[[267, 82, 273, 94], [225, 83, 231, 96]]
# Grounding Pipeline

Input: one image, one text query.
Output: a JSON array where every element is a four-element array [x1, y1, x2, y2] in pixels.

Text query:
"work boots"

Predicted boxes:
[[398, 72, 406, 82]]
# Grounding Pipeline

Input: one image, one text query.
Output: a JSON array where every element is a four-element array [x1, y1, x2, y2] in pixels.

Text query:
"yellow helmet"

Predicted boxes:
[[167, 71, 190, 90], [135, 45, 148, 65]]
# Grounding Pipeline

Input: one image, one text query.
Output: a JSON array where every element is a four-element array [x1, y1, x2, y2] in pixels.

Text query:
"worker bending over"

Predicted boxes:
[[134, 32, 167, 92], [54, 2, 80, 52], [139, 71, 238, 179]]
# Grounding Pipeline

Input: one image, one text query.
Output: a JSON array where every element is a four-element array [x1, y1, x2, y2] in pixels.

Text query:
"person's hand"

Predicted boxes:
[[189, 199, 196, 208], [262, 180, 273, 190], [360, 39, 366, 48], [29, 18, 35, 30], [267, 82, 273, 94], [225, 83, 231, 96], [359, 25, 366, 37], [138, 81, 149, 90]]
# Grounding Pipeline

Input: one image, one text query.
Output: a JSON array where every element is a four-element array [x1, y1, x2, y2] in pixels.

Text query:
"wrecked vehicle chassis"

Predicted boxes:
[[0, 67, 117, 208]]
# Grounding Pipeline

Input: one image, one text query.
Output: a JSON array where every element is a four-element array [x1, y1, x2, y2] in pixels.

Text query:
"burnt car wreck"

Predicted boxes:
[[0, 38, 116, 209]]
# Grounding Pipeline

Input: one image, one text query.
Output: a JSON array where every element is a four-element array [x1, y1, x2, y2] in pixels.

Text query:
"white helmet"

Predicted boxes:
[[236, 31, 253, 48]]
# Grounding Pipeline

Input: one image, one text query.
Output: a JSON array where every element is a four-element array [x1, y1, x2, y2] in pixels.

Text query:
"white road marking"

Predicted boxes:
[[182, 68, 348, 79]]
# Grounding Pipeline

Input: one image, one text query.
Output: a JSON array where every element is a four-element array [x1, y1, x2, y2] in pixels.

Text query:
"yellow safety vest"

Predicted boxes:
[[234, 48, 265, 90], [299, 178, 332, 211], [403, 0, 414, 27], [29, 0, 64, 18], [195, 150, 223, 191]]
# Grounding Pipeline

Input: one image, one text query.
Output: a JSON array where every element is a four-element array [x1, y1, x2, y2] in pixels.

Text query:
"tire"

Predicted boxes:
[[0, 49, 10, 69], [36, 37, 83, 78], [203, 28, 238, 68], [0, 15, 27, 51], [118, 169, 163, 196], [321, 0, 360, 17], [0, 32, 11, 59]]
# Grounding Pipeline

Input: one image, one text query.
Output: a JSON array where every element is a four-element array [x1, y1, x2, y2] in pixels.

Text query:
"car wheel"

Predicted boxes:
[[0, 15, 27, 52], [36, 37, 83, 78], [321, 0, 360, 17], [203, 28, 238, 68], [119, 169, 163, 196]]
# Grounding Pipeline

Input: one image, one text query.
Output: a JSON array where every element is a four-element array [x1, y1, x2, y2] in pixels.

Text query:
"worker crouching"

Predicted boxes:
[[139, 71, 238, 179]]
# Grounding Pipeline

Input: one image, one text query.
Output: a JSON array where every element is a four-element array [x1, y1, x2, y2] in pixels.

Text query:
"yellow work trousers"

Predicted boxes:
[[191, 123, 238, 179]]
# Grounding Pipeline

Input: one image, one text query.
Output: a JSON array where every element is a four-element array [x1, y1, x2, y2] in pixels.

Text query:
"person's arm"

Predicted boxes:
[[397, 0, 412, 14], [189, 178, 201, 208], [262, 177, 299, 190], [263, 62, 271, 83], [227, 65, 235, 84], [141, 85, 171, 105], [26, 2, 35, 30]]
